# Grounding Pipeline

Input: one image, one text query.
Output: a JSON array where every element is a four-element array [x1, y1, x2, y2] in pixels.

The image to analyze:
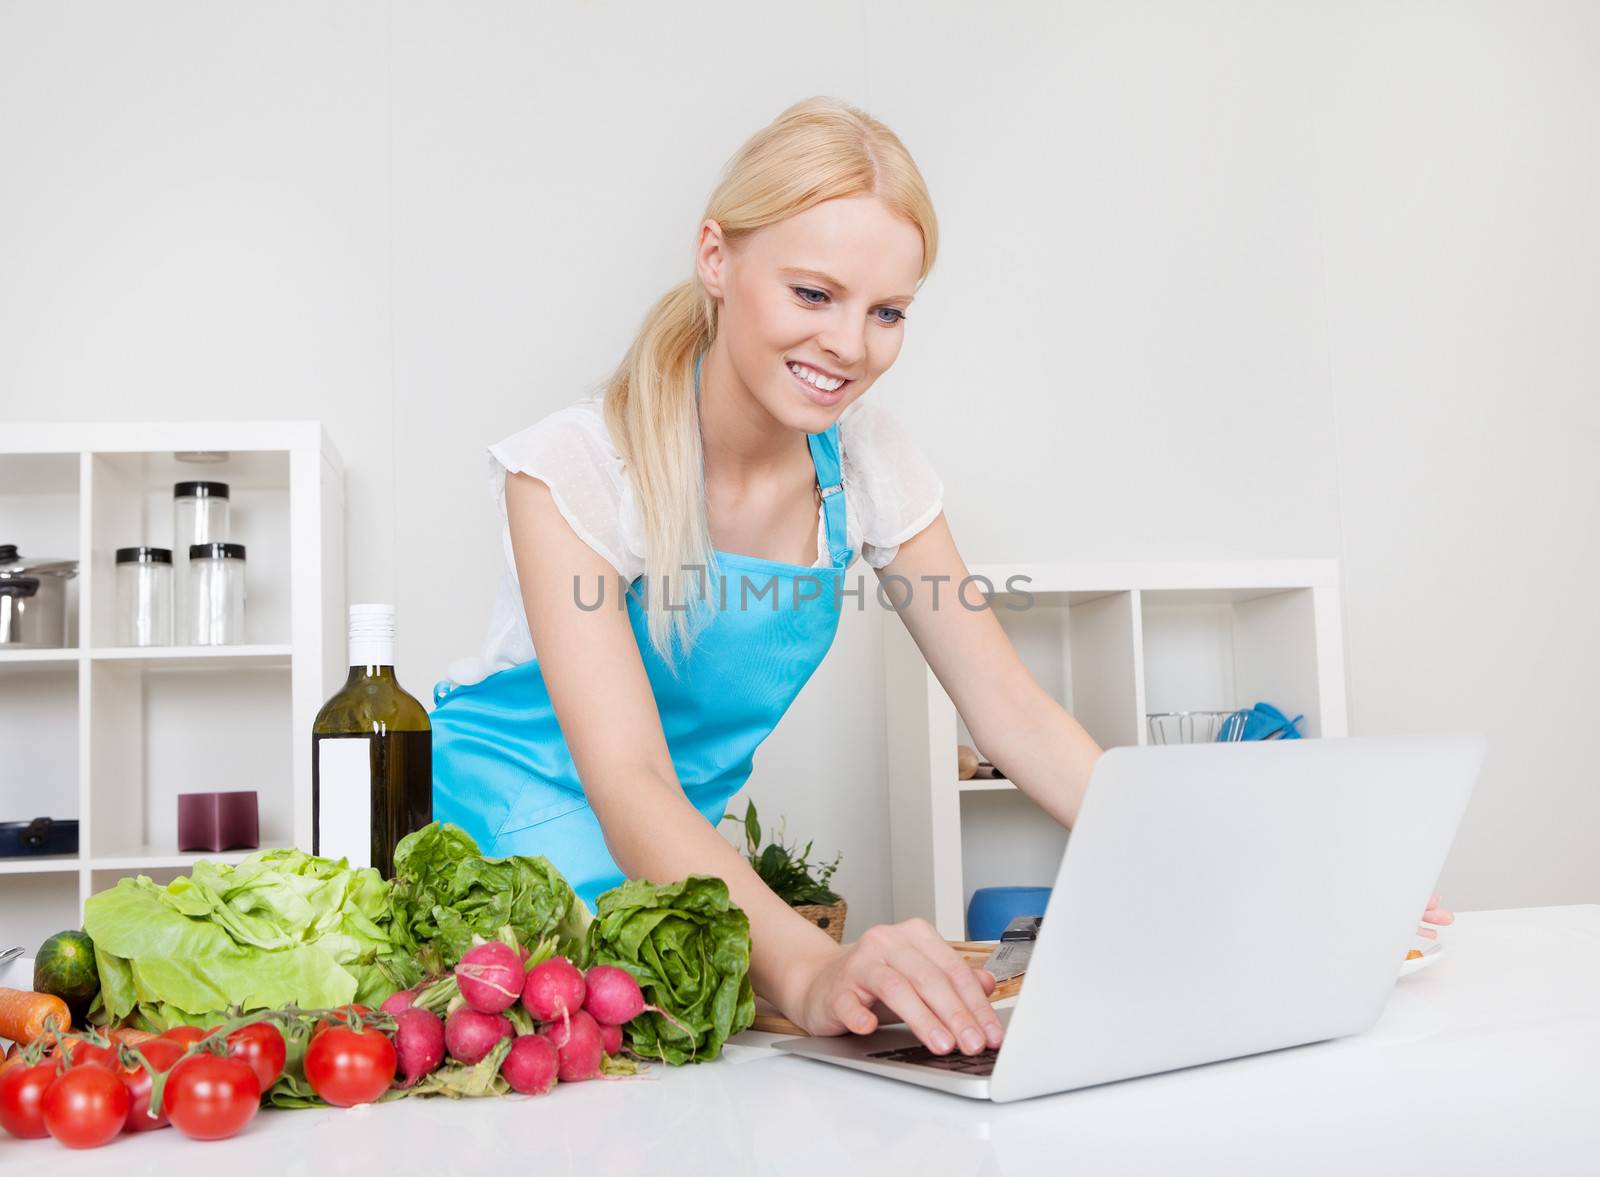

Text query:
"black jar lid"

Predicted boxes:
[[116, 547, 173, 564], [174, 481, 230, 500], [189, 542, 246, 561]]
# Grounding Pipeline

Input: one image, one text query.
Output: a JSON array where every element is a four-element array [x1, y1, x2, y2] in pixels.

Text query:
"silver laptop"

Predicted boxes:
[[774, 733, 1485, 1102]]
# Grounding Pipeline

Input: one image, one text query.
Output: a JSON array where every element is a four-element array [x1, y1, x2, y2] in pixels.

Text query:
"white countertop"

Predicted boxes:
[[7, 904, 1597, 1176]]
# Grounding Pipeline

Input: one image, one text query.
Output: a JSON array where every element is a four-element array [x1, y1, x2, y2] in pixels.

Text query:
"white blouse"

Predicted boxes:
[[444, 394, 944, 688]]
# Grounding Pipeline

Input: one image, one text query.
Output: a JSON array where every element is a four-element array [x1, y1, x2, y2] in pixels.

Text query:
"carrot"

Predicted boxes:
[[0, 987, 72, 1046], [107, 1026, 159, 1050]]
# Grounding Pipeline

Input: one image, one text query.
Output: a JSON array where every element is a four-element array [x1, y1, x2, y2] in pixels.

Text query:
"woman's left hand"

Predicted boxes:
[[1417, 892, 1454, 940]]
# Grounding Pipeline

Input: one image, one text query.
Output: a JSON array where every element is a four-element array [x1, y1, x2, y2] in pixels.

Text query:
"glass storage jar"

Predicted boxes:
[[114, 547, 173, 646], [186, 542, 246, 645], [174, 481, 229, 645]]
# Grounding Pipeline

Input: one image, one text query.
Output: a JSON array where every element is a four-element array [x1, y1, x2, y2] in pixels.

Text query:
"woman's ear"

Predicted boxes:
[[696, 218, 729, 299]]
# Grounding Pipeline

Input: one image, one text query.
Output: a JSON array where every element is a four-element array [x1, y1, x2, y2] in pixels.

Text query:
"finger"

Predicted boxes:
[[891, 943, 996, 1055], [1421, 908, 1455, 925], [831, 988, 878, 1036], [902, 920, 1005, 1048], [1426, 893, 1441, 911], [1416, 926, 1438, 940], [866, 963, 954, 1054], [931, 948, 1005, 1049]]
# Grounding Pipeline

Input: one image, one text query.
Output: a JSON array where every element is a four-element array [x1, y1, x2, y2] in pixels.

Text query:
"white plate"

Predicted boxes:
[[1398, 939, 1444, 978]]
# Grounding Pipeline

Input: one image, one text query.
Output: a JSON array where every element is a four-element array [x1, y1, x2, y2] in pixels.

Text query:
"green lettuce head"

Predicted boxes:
[[584, 875, 755, 1064], [388, 822, 591, 977], [82, 848, 400, 1030]]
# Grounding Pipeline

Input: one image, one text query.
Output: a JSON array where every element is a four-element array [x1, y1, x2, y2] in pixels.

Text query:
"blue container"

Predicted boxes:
[[966, 885, 1052, 941]]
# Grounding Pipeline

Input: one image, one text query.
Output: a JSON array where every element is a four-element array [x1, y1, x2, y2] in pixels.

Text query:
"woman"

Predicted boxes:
[[431, 96, 1454, 1060]]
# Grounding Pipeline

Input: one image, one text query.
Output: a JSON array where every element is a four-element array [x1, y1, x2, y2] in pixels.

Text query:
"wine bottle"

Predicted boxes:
[[312, 603, 431, 877]]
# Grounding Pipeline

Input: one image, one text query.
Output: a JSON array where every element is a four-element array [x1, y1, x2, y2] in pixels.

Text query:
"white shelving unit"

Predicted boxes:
[[884, 559, 1347, 939], [1, 424, 344, 954]]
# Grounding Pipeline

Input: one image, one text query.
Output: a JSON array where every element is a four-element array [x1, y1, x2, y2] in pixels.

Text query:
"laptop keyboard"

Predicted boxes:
[[866, 1043, 999, 1076]]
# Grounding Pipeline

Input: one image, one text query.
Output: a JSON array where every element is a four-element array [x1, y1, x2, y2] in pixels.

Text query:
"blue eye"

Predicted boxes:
[[791, 286, 908, 326]]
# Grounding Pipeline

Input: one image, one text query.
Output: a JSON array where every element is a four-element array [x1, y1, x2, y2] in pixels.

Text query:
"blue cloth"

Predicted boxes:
[[432, 351, 855, 911], [1222, 700, 1305, 741]]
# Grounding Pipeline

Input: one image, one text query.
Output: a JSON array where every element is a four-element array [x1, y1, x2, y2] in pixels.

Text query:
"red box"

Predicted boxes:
[[177, 791, 260, 853]]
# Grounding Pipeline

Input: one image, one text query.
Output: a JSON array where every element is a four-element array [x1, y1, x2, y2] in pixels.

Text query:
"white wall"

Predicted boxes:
[[2, 1, 1594, 928]]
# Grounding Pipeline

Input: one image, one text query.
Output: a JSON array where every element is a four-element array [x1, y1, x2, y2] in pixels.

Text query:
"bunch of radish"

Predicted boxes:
[[383, 942, 661, 1096]]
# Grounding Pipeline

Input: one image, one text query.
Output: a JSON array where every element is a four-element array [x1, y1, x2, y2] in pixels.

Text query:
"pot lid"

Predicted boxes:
[[0, 545, 79, 579]]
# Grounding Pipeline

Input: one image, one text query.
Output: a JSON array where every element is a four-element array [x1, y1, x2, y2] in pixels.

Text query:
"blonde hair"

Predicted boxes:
[[601, 96, 940, 673]]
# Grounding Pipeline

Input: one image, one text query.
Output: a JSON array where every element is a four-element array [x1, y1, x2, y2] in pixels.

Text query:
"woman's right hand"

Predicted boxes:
[[795, 918, 1006, 1056]]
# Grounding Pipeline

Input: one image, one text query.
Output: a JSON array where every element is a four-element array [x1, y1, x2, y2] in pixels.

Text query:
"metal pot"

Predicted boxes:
[[0, 545, 78, 648]]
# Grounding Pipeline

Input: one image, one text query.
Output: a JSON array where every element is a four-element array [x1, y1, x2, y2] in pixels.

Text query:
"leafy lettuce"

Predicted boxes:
[[584, 875, 755, 1064], [387, 822, 591, 982], [83, 848, 401, 1030]]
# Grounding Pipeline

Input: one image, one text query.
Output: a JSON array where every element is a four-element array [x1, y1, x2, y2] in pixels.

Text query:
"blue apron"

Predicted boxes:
[[431, 353, 855, 911]]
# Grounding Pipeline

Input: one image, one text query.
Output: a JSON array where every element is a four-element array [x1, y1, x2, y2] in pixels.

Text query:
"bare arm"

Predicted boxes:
[[504, 473, 1002, 1055], [876, 512, 1105, 830], [503, 472, 835, 1017]]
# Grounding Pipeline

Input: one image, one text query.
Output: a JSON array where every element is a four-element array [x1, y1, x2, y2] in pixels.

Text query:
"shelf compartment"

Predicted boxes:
[[87, 451, 292, 650], [954, 588, 1143, 758], [1139, 586, 1322, 740], [0, 662, 78, 834], [958, 789, 1069, 937], [88, 659, 293, 861], [2, 874, 81, 968], [0, 451, 84, 649]]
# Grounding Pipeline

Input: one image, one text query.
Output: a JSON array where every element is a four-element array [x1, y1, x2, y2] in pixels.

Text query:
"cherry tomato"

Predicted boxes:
[[41, 1065, 129, 1149], [312, 1004, 373, 1038], [226, 1022, 286, 1090], [119, 1037, 186, 1132], [164, 1054, 260, 1141], [0, 1062, 56, 1139], [160, 1024, 218, 1048], [304, 1024, 397, 1107], [49, 1035, 120, 1071]]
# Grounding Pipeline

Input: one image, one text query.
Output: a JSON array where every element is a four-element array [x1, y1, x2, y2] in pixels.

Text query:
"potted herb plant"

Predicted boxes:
[[723, 799, 847, 942]]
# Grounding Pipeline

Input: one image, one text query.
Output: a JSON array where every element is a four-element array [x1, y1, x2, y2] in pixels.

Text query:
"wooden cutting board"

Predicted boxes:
[[750, 940, 1024, 1036]]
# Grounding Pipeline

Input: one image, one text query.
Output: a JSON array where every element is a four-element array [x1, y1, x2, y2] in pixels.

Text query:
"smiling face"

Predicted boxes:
[[696, 195, 925, 433]]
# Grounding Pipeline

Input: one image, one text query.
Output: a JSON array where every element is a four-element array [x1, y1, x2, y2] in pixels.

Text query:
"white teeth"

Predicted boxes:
[[788, 361, 845, 392]]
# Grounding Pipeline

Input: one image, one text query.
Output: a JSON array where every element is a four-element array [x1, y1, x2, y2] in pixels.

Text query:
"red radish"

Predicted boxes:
[[582, 963, 695, 1047], [444, 1007, 513, 1065], [392, 1008, 446, 1087], [456, 942, 525, 1014], [597, 1020, 623, 1056], [380, 989, 417, 1015], [582, 964, 646, 1024], [539, 1008, 603, 1082], [500, 1035, 559, 1095], [523, 956, 585, 1022]]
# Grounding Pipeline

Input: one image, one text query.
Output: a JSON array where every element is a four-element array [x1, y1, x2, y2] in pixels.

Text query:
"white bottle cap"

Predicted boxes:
[[348, 603, 396, 667]]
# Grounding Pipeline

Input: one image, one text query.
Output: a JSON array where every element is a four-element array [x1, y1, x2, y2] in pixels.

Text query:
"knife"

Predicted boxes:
[[981, 915, 1041, 983]]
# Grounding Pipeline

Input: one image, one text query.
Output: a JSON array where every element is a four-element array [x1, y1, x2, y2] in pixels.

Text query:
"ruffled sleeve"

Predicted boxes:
[[838, 399, 945, 569], [486, 397, 641, 583]]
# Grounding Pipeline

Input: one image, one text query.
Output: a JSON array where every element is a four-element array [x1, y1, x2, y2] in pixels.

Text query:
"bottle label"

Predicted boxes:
[[318, 737, 372, 869]]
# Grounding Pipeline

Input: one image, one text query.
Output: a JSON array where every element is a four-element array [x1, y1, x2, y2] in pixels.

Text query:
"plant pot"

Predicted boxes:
[[794, 900, 847, 943]]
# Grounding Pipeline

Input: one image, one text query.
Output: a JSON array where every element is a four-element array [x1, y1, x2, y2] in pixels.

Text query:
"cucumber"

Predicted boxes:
[[34, 929, 100, 1026]]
